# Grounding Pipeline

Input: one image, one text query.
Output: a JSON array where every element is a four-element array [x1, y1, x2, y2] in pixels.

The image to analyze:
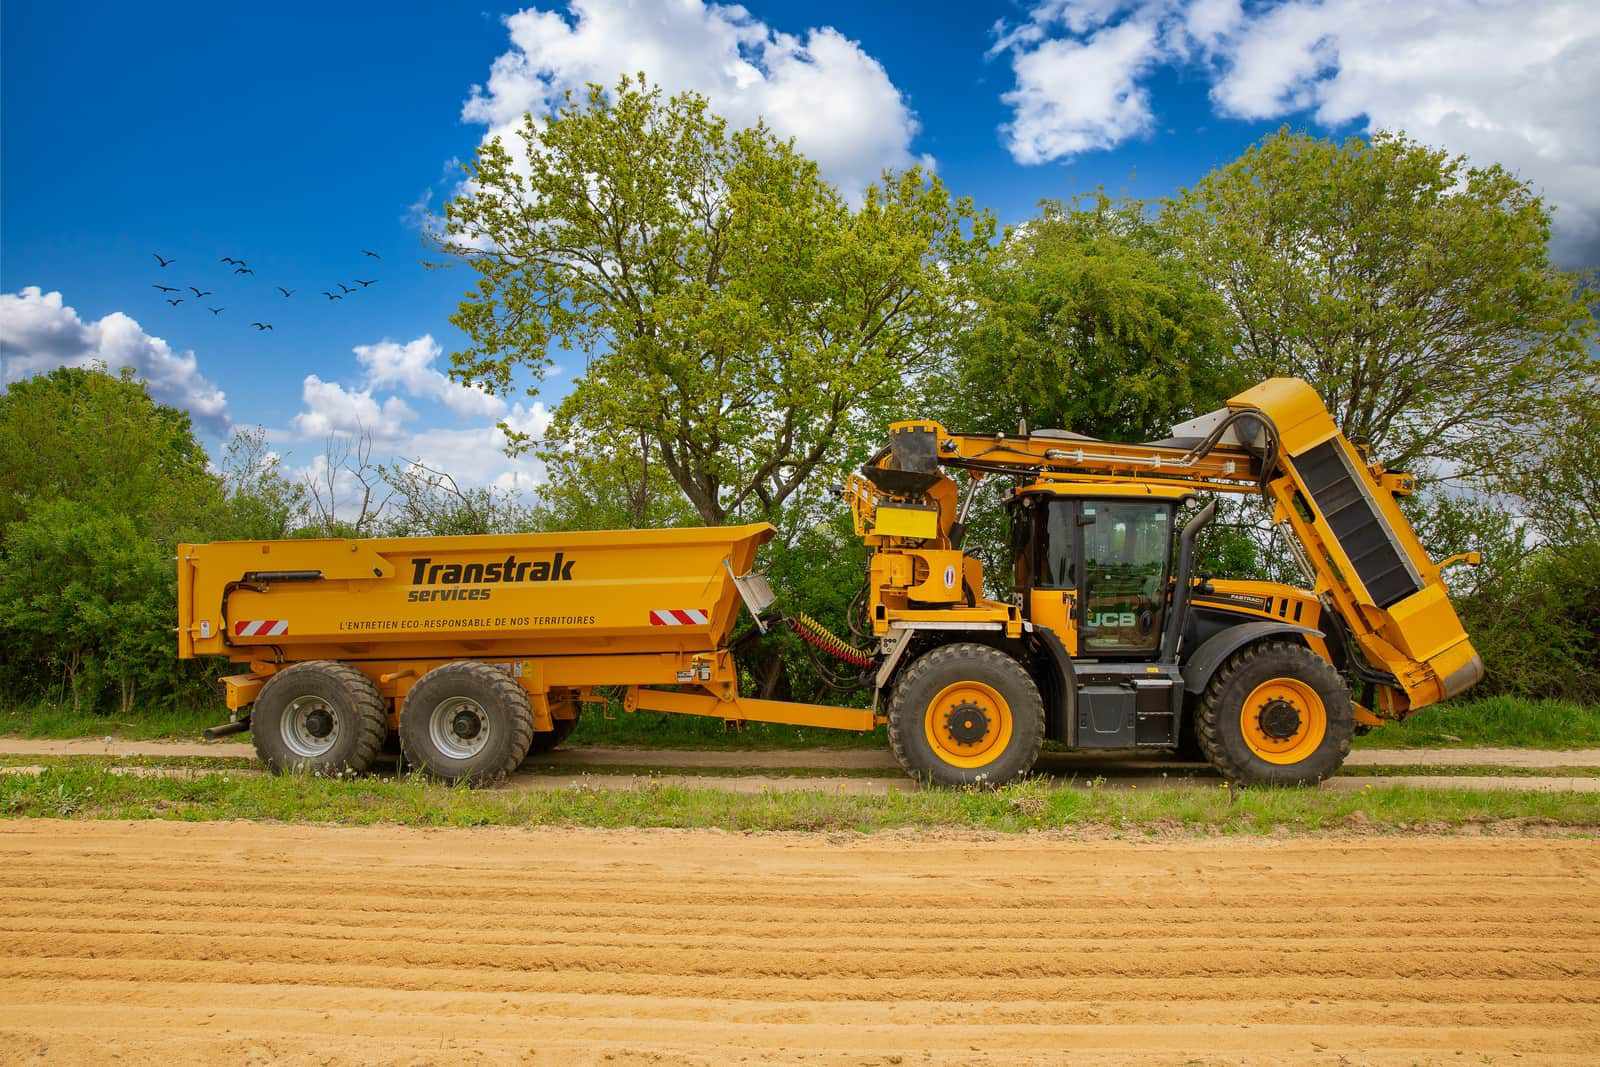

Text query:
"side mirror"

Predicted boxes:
[[1439, 550, 1482, 571]]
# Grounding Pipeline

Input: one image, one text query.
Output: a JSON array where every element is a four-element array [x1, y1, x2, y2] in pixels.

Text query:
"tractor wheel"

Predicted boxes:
[[1195, 640, 1353, 786], [888, 642, 1044, 788], [522, 708, 581, 765], [251, 661, 387, 777], [399, 661, 535, 784]]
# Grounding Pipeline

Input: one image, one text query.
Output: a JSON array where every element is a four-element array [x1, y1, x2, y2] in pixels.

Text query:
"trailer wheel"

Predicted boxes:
[[400, 661, 535, 784], [1195, 640, 1353, 787], [523, 708, 581, 763], [251, 661, 387, 777], [888, 643, 1044, 788]]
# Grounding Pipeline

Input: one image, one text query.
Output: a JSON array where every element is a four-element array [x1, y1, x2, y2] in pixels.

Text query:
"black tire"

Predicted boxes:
[[1195, 640, 1353, 786], [888, 642, 1044, 788], [251, 661, 387, 776], [399, 661, 534, 784], [522, 708, 581, 763]]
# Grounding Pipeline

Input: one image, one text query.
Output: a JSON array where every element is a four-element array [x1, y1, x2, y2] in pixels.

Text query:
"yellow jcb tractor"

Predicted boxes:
[[848, 377, 1482, 785]]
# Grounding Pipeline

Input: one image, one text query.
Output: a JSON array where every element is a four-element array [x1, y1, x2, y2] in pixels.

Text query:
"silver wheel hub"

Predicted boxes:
[[281, 694, 341, 758], [429, 696, 491, 759]]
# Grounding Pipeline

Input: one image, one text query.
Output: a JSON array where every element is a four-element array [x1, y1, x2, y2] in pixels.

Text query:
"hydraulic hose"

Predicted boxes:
[[788, 612, 875, 668]]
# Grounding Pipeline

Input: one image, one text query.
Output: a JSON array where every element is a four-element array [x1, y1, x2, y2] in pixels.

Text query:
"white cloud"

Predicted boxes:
[[400, 401, 555, 493], [0, 286, 230, 433], [354, 334, 506, 419], [284, 332, 552, 491], [292, 375, 415, 441], [1180, 0, 1242, 51], [462, 0, 928, 199], [1212, 0, 1600, 264], [282, 400, 554, 504], [1000, 16, 1162, 163], [991, 0, 1600, 264], [291, 332, 503, 440]]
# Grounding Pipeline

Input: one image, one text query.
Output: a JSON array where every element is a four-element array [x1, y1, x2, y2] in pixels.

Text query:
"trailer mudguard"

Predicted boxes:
[[1180, 619, 1323, 694]]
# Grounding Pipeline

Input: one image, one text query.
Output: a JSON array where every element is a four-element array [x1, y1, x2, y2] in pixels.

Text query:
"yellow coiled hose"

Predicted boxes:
[[789, 612, 874, 668]]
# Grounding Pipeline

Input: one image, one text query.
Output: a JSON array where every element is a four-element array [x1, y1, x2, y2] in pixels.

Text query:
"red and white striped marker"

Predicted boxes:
[[234, 619, 288, 637], [649, 608, 708, 626]]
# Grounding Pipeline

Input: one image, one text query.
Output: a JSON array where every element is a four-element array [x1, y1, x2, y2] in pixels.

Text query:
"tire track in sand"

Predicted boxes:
[[0, 820, 1597, 1064]]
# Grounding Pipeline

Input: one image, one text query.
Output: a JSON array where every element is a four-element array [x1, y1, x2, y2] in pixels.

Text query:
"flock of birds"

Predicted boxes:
[[149, 249, 382, 333]]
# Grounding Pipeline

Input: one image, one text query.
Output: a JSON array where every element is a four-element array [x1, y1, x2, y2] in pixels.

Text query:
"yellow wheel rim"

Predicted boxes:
[[923, 680, 1013, 769], [1239, 678, 1327, 765]]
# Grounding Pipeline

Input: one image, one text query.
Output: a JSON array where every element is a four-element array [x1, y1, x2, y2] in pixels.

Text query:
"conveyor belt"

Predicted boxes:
[[1294, 438, 1422, 608]]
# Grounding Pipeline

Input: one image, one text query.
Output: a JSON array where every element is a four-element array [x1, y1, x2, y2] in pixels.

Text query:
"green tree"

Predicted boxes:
[[1400, 489, 1598, 702], [934, 195, 1243, 600], [0, 367, 251, 712], [1162, 129, 1597, 481], [1485, 384, 1600, 545], [532, 423, 700, 532], [0, 365, 221, 541], [938, 194, 1242, 439], [439, 75, 992, 526], [215, 427, 308, 541], [382, 460, 534, 536], [0, 500, 176, 711]]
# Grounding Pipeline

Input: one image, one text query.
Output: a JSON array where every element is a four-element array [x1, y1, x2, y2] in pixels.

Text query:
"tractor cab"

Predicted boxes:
[[1006, 481, 1194, 659]]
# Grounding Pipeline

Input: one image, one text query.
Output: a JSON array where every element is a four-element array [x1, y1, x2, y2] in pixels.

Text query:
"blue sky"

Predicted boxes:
[[4, 0, 1596, 491]]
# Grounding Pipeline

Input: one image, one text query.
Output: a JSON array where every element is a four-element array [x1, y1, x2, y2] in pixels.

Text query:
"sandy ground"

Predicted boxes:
[[0, 820, 1596, 1065]]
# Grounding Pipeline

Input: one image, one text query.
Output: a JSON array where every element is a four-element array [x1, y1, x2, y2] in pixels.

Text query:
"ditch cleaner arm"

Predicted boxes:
[[848, 378, 1483, 719]]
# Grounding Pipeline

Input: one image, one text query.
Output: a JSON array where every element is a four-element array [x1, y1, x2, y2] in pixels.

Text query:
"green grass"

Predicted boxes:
[[1353, 696, 1600, 750], [0, 702, 240, 742], [0, 753, 262, 772], [1335, 763, 1600, 779], [2, 752, 1593, 782], [3, 763, 1597, 835]]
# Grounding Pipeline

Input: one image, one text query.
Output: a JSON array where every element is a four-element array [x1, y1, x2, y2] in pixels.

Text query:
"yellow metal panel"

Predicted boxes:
[[1383, 584, 1465, 663], [628, 686, 876, 731], [1228, 378, 1338, 455], [184, 523, 774, 664], [907, 549, 965, 602], [177, 548, 196, 659], [222, 674, 266, 711], [1019, 480, 1194, 501], [1027, 590, 1076, 654], [872, 503, 939, 540], [1430, 641, 1485, 701], [1352, 703, 1385, 727], [961, 556, 985, 604]]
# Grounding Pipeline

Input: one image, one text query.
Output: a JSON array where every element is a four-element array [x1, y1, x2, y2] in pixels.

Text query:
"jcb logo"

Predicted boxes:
[[1088, 611, 1137, 628]]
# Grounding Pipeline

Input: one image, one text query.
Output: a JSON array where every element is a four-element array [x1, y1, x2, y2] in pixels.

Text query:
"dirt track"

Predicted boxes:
[[7, 738, 1600, 794], [1, 821, 1597, 1064]]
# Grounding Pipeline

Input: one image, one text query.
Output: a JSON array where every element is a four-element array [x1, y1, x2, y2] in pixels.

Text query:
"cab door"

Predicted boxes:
[[1010, 495, 1081, 654], [1076, 500, 1174, 657]]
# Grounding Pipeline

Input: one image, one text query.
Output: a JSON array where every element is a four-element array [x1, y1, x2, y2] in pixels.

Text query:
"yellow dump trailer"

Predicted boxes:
[[179, 524, 872, 781]]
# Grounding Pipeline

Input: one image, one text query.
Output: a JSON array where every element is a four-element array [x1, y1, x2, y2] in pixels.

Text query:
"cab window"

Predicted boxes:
[[1080, 500, 1173, 653]]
